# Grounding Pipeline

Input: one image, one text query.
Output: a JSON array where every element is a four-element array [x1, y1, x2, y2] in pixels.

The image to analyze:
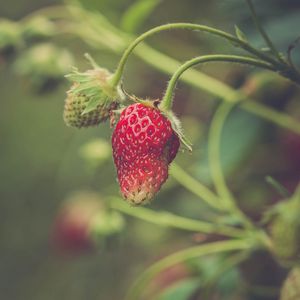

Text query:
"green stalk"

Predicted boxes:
[[29, 5, 300, 134], [170, 163, 224, 211], [109, 23, 282, 88], [159, 54, 274, 111], [109, 197, 245, 238], [208, 102, 254, 229], [125, 239, 253, 300], [246, 0, 284, 63], [202, 250, 250, 298]]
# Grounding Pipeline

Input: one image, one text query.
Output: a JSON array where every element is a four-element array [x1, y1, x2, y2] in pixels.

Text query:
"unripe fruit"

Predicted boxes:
[[63, 61, 124, 128], [64, 83, 119, 128], [280, 268, 300, 300], [269, 189, 300, 266]]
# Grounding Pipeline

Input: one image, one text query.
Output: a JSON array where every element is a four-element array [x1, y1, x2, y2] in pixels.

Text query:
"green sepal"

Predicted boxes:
[[164, 110, 192, 152]]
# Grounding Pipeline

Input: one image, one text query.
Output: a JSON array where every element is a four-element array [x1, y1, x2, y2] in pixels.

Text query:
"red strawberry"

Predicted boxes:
[[112, 102, 180, 205]]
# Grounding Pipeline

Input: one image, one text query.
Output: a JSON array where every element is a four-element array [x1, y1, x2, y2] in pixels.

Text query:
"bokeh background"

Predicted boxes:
[[1, 0, 300, 299]]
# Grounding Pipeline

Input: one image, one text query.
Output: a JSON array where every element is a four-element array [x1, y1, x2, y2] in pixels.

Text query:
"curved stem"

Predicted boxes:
[[170, 163, 224, 211], [109, 197, 246, 238], [208, 102, 254, 229], [202, 250, 250, 298], [109, 23, 282, 87], [159, 54, 275, 111], [125, 239, 253, 300], [20, 4, 300, 133]]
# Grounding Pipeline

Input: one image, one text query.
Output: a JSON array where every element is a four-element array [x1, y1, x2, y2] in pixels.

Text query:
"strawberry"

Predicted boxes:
[[112, 102, 180, 205], [63, 55, 125, 128], [268, 186, 300, 266], [64, 85, 119, 128]]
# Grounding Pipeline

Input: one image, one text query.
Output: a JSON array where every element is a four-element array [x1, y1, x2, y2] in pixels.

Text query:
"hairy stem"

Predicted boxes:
[[109, 22, 283, 87], [246, 0, 284, 63], [159, 54, 275, 111], [34, 5, 300, 134]]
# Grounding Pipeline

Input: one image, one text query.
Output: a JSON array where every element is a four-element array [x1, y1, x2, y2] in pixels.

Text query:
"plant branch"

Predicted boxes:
[[246, 0, 284, 63], [109, 22, 285, 87], [159, 54, 275, 111], [31, 5, 300, 134], [109, 197, 246, 238], [170, 163, 224, 211], [125, 239, 253, 300], [208, 102, 254, 229]]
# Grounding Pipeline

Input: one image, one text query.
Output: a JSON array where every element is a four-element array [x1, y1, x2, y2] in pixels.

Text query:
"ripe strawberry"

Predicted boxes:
[[112, 102, 180, 205]]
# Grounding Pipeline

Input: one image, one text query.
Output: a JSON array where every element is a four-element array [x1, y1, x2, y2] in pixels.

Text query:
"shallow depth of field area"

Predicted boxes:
[[1, 0, 300, 300]]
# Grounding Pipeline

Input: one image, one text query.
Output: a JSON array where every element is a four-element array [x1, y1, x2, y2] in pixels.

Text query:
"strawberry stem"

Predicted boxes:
[[109, 197, 246, 238], [246, 0, 285, 64], [109, 22, 284, 88], [170, 163, 224, 211], [208, 102, 254, 230], [159, 54, 275, 112]]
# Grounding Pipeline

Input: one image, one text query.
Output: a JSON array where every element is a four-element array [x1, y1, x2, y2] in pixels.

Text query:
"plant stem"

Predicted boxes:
[[170, 163, 224, 211], [159, 54, 275, 111], [109, 22, 282, 88], [246, 0, 284, 63], [208, 102, 254, 229], [202, 250, 250, 298], [125, 239, 253, 300], [109, 197, 246, 238], [43, 5, 300, 134]]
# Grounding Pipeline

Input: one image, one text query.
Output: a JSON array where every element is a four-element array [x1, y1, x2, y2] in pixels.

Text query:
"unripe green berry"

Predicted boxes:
[[269, 190, 300, 266], [63, 63, 125, 128], [280, 268, 300, 300]]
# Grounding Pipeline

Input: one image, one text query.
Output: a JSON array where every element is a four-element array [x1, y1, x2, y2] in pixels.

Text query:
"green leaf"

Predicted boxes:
[[156, 278, 200, 300], [121, 0, 162, 33], [234, 25, 248, 42]]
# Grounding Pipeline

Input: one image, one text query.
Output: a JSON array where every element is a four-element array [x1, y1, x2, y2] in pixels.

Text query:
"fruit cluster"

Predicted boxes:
[[63, 64, 180, 205]]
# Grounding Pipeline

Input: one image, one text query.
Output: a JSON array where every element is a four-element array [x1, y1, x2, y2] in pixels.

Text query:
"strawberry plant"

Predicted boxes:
[[1, 0, 300, 299]]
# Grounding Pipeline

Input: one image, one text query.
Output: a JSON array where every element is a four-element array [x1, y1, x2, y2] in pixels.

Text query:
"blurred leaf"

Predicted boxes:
[[156, 278, 200, 300], [120, 0, 162, 33], [197, 108, 266, 183]]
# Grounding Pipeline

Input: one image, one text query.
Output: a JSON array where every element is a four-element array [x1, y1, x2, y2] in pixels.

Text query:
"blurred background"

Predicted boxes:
[[0, 0, 300, 299]]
